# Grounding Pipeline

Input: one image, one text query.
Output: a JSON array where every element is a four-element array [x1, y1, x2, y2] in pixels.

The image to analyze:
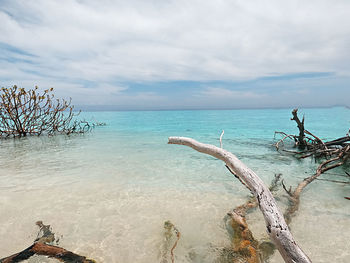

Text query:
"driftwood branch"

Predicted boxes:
[[283, 145, 350, 224], [168, 137, 311, 263], [0, 221, 95, 263], [0, 243, 95, 263]]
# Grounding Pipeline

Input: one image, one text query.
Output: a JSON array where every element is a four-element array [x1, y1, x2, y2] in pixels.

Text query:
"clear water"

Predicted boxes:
[[0, 107, 349, 262]]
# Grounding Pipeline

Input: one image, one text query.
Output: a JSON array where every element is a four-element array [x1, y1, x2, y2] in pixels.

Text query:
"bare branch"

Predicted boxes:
[[281, 180, 293, 197], [0, 86, 91, 137], [220, 130, 224, 148]]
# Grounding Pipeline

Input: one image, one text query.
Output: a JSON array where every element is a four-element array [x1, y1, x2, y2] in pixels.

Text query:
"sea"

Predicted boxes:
[[0, 107, 349, 262]]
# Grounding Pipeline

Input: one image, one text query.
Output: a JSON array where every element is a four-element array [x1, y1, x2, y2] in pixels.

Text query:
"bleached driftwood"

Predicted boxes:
[[220, 130, 224, 148], [168, 137, 311, 263]]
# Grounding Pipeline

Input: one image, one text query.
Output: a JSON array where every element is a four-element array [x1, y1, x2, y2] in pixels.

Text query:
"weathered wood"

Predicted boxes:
[[304, 130, 327, 150], [274, 109, 350, 231], [291, 109, 306, 148], [0, 243, 95, 263], [168, 137, 311, 263], [0, 221, 96, 263], [283, 145, 350, 225], [275, 109, 350, 166], [325, 136, 350, 146]]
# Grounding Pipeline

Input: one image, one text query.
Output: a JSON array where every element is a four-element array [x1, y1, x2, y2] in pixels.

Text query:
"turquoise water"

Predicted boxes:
[[0, 107, 349, 262]]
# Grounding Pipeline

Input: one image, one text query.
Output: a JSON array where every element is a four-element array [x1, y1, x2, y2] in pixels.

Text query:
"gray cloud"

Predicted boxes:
[[0, 0, 349, 108]]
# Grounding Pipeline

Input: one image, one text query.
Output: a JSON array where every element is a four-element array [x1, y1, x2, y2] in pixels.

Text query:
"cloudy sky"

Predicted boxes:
[[0, 0, 349, 110]]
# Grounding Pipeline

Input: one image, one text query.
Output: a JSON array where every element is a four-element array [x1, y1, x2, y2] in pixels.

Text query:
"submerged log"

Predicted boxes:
[[0, 221, 95, 263], [0, 243, 95, 263], [168, 137, 311, 263]]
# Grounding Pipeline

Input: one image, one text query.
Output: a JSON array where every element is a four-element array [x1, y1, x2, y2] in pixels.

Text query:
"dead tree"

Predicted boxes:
[[275, 108, 350, 204], [291, 109, 307, 148], [275, 108, 349, 153], [0, 85, 91, 137], [168, 137, 311, 263]]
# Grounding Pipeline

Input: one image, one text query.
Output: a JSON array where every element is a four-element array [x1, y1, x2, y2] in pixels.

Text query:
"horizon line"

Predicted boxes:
[[75, 104, 349, 112]]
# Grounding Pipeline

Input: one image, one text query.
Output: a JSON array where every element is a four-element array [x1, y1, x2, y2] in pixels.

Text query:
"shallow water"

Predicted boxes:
[[0, 107, 349, 262]]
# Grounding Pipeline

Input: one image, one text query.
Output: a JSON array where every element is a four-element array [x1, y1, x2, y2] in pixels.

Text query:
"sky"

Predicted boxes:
[[0, 0, 349, 110]]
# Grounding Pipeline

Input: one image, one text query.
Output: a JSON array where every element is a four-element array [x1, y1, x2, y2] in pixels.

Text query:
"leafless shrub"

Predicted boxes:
[[0, 85, 91, 137]]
